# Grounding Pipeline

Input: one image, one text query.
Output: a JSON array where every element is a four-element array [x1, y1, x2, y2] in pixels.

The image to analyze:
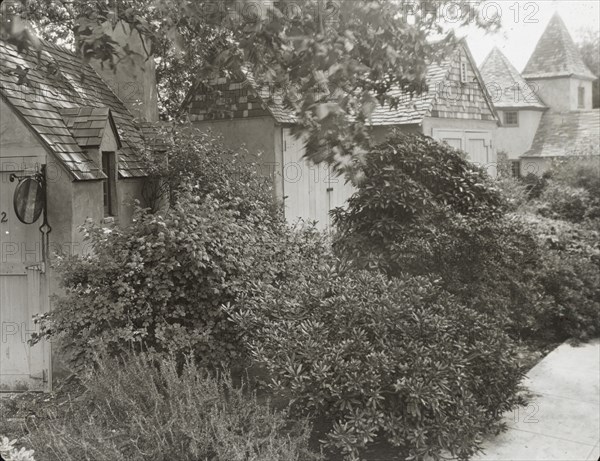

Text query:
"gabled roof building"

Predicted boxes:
[[0, 11, 160, 391], [183, 40, 500, 228], [481, 12, 598, 175]]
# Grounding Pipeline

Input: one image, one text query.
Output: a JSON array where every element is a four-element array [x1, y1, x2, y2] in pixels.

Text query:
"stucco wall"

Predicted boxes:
[[118, 179, 145, 226], [527, 77, 593, 112], [369, 124, 422, 144], [0, 98, 47, 169], [570, 78, 594, 110], [527, 78, 570, 111], [520, 157, 551, 177], [192, 117, 282, 197], [422, 117, 498, 135], [495, 110, 544, 159]]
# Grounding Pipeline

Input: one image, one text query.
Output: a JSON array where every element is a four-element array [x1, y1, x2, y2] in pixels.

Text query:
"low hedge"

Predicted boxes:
[[19, 354, 320, 461]]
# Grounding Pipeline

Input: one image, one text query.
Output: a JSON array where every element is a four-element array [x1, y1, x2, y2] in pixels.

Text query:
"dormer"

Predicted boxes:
[[60, 107, 122, 218], [522, 13, 596, 112]]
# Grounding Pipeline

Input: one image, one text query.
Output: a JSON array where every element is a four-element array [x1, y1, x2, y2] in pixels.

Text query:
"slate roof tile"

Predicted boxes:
[[522, 13, 596, 80], [522, 109, 600, 158]]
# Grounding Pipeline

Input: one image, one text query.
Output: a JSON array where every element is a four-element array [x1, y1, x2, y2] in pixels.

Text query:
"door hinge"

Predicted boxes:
[[30, 369, 48, 383], [26, 262, 46, 273]]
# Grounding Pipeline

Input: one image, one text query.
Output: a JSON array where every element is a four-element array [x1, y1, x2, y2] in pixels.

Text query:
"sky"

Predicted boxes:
[[457, 0, 600, 70]]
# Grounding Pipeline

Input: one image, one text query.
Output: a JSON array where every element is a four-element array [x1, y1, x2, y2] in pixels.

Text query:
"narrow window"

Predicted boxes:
[[510, 160, 521, 178], [102, 152, 116, 216], [504, 111, 519, 127], [459, 56, 468, 84], [578, 87, 585, 108]]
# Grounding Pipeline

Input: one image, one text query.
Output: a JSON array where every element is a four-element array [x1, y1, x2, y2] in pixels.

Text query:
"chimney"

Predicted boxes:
[[77, 13, 159, 122]]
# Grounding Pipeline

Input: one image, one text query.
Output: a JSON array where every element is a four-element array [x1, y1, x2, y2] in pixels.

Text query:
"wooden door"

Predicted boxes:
[[0, 171, 49, 392], [282, 128, 312, 224], [282, 129, 355, 230], [432, 129, 464, 151], [465, 131, 492, 166], [432, 129, 494, 170]]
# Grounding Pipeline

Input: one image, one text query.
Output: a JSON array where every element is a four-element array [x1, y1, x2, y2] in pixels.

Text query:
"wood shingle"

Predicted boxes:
[[0, 38, 149, 180]]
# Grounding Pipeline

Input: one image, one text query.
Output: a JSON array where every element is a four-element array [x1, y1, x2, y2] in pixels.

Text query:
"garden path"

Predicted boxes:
[[472, 339, 600, 461]]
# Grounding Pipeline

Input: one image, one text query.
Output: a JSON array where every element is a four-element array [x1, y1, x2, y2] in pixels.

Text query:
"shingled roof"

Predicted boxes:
[[185, 41, 497, 127], [522, 13, 596, 81], [369, 41, 498, 125], [522, 110, 600, 158], [59, 106, 120, 148], [0, 38, 148, 180], [367, 61, 448, 126], [480, 47, 546, 110]]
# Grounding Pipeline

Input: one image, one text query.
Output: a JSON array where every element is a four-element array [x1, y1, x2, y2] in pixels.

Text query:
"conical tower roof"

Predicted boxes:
[[481, 47, 546, 109], [522, 13, 596, 80]]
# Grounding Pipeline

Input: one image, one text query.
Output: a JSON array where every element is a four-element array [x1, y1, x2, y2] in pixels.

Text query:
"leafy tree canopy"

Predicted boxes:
[[1, 0, 499, 166]]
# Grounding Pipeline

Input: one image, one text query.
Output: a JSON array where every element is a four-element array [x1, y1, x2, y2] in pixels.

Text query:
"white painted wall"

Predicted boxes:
[[520, 157, 551, 177], [527, 77, 594, 112], [570, 78, 594, 110], [495, 110, 544, 159]]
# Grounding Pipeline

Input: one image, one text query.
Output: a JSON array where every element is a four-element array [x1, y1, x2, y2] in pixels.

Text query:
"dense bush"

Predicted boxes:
[[19, 354, 319, 461], [33, 130, 320, 370], [141, 125, 279, 219], [521, 172, 548, 200], [494, 154, 532, 211], [533, 156, 600, 223], [231, 266, 522, 460], [333, 133, 599, 342], [537, 182, 592, 223], [332, 133, 544, 336], [0, 437, 36, 461], [518, 213, 600, 340]]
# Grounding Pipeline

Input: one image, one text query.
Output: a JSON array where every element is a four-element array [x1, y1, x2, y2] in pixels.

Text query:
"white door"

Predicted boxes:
[[282, 129, 355, 230], [432, 129, 464, 151], [432, 129, 494, 170], [0, 171, 49, 392]]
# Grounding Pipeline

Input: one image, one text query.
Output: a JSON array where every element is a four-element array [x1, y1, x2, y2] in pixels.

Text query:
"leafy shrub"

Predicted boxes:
[[518, 213, 600, 341], [34, 130, 321, 370], [521, 172, 548, 200], [332, 133, 545, 337], [141, 125, 278, 219], [230, 266, 523, 461], [20, 354, 319, 461], [0, 437, 36, 461], [534, 157, 600, 223], [332, 133, 599, 343], [537, 182, 591, 223], [549, 156, 600, 199], [34, 187, 320, 370], [494, 154, 531, 211]]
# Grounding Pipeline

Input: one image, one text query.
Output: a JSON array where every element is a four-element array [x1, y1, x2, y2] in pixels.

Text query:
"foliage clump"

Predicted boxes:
[[34, 128, 294, 369], [536, 156, 600, 223], [333, 133, 599, 342], [17, 354, 319, 461], [231, 265, 523, 460]]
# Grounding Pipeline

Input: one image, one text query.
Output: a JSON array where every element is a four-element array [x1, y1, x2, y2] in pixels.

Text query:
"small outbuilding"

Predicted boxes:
[[0, 17, 158, 391], [182, 40, 499, 229]]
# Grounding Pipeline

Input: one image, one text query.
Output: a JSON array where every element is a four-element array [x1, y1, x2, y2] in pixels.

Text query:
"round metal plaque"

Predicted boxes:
[[13, 177, 44, 224]]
